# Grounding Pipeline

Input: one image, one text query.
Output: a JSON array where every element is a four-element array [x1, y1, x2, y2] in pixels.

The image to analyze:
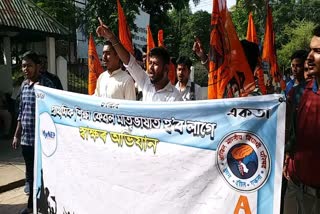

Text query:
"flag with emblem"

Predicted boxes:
[[208, 0, 254, 99]]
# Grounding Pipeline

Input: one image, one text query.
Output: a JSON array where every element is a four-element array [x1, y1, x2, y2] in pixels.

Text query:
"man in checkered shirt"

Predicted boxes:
[[12, 51, 55, 214]]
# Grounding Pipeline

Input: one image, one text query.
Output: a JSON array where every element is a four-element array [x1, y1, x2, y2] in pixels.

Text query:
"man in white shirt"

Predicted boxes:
[[96, 20, 182, 102], [94, 41, 136, 100], [175, 56, 202, 101]]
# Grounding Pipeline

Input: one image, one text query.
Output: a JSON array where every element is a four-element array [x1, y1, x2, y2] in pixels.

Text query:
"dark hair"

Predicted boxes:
[[290, 50, 308, 62], [104, 40, 113, 46], [176, 56, 192, 70], [171, 57, 177, 66], [103, 41, 118, 55], [240, 40, 259, 73], [21, 51, 40, 64], [134, 47, 143, 62], [313, 25, 320, 37], [142, 45, 147, 53], [38, 55, 47, 64], [149, 47, 170, 65]]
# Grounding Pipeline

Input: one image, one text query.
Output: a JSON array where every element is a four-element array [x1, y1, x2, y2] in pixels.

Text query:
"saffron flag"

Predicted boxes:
[[246, 12, 266, 95], [246, 12, 258, 44], [158, 29, 164, 48], [262, 4, 282, 85], [158, 29, 176, 85], [88, 34, 104, 95], [226, 11, 255, 97], [146, 25, 155, 70], [117, 0, 134, 54], [208, 0, 254, 99], [255, 66, 267, 95]]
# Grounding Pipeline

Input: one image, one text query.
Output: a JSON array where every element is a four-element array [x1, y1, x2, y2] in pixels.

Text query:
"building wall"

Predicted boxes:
[[0, 37, 13, 94]]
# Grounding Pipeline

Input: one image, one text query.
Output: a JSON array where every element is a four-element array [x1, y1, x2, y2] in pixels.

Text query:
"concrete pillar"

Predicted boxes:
[[46, 37, 56, 74], [56, 56, 68, 91], [0, 37, 13, 93]]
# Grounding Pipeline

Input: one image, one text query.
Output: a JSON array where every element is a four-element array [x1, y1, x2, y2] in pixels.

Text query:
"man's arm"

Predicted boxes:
[[96, 18, 148, 89], [12, 121, 22, 149], [192, 36, 209, 70], [96, 18, 130, 65], [283, 93, 294, 181]]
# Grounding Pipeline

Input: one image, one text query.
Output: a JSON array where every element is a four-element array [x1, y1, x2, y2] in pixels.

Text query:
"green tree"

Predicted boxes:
[[31, 0, 78, 33], [277, 20, 314, 69], [179, 10, 211, 58], [79, 0, 201, 41], [163, 8, 210, 58], [231, 0, 320, 69]]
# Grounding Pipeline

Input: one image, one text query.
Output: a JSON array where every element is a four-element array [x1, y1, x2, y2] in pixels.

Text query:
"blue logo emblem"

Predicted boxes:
[[217, 131, 270, 192]]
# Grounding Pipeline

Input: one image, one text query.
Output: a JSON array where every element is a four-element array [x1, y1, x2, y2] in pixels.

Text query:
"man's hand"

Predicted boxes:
[[282, 153, 291, 181], [12, 136, 20, 149], [96, 17, 117, 43], [192, 36, 207, 61]]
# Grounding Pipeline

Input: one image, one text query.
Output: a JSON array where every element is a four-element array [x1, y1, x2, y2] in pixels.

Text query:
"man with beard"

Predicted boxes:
[[283, 25, 320, 214], [93, 41, 136, 100], [96, 19, 181, 102], [175, 56, 202, 100]]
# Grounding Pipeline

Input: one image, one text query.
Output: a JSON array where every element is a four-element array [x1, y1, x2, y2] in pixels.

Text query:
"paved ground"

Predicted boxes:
[[0, 138, 27, 213], [0, 187, 28, 214]]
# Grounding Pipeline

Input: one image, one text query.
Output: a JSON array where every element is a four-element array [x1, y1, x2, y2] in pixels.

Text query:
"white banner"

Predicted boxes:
[[34, 86, 285, 214]]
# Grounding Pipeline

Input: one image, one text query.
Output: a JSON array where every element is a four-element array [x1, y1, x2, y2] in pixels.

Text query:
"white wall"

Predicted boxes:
[[57, 56, 68, 90], [76, 7, 150, 59], [132, 8, 150, 51]]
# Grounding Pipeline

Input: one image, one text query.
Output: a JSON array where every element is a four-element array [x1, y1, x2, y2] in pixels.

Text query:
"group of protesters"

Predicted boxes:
[[10, 15, 320, 213]]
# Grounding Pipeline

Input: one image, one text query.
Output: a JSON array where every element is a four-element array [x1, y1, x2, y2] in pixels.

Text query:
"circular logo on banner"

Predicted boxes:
[[217, 131, 270, 192], [39, 112, 57, 157]]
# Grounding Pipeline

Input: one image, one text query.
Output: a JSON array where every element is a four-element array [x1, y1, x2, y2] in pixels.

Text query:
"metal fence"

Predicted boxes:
[[67, 60, 88, 94]]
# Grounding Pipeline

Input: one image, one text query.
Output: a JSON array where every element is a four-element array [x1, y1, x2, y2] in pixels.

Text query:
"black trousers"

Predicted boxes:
[[22, 145, 34, 209]]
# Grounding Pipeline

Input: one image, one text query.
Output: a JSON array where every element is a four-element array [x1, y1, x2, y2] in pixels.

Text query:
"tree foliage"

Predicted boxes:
[[31, 0, 79, 35], [231, 0, 320, 69], [78, 0, 201, 42], [158, 8, 210, 61], [32, 0, 201, 41], [277, 21, 315, 68]]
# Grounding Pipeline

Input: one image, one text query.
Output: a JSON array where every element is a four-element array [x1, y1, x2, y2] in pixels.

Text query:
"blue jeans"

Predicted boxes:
[[284, 180, 320, 214]]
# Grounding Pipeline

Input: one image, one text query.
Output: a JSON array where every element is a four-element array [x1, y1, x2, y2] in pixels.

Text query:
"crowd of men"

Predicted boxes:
[[8, 19, 320, 213]]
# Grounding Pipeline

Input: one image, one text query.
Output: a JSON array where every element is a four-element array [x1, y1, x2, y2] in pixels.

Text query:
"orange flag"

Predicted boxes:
[[246, 12, 266, 94], [262, 4, 282, 85], [246, 12, 258, 44], [158, 29, 164, 48], [146, 25, 155, 70], [255, 66, 267, 95], [208, 0, 255, 99], [88, 34, 104, 95], [117, 0, 134, 54], [158, 29, 175, 84]]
